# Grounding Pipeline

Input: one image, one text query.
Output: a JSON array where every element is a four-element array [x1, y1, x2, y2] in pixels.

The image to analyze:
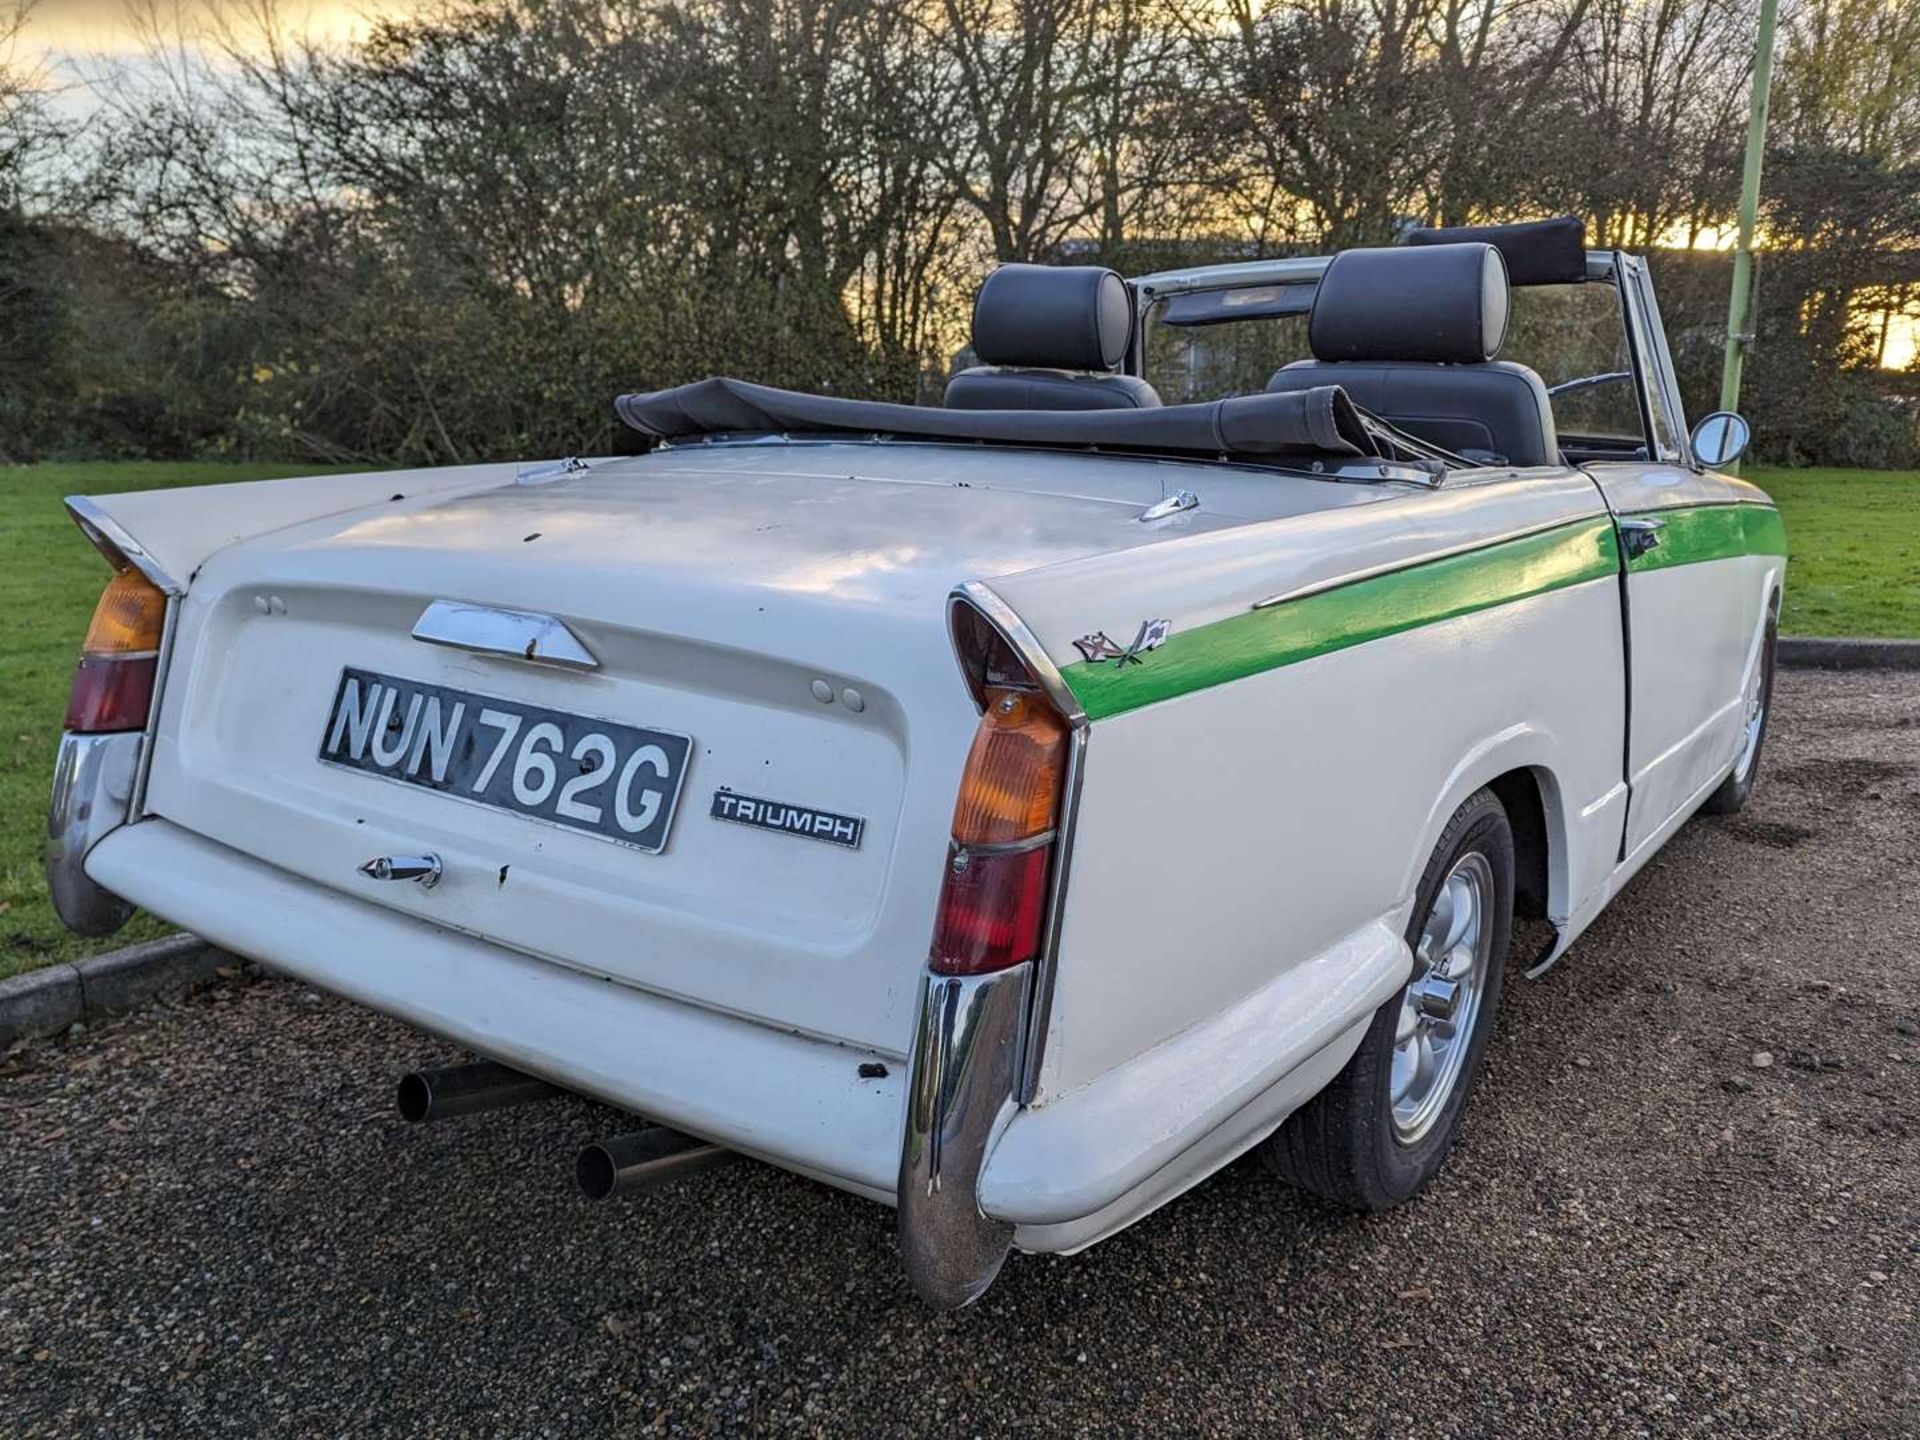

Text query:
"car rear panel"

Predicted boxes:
[[134, 448, 1240, 1053]]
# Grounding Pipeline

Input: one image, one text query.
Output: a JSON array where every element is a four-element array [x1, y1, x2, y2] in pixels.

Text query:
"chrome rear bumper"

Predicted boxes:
[[46, 730, 139, 936]]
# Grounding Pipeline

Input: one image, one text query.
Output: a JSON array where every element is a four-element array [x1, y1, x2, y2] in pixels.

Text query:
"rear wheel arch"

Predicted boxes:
[[1263, 784, 1517, 1208], [1487, 767, 1552, 923], [1407, 750, 1569, 937]]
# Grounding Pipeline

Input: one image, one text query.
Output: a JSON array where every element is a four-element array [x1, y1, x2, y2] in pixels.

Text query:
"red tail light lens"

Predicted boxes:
[[65, 654, 160, 733], [928, 685, 1070, 977], [66, 565, 167, 734], [929, 843, 1052, 977]]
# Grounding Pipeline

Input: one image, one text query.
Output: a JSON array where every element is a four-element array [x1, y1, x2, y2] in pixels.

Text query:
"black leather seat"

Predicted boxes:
[[946, 264, 1162, 411], [1264, 242, 1558, 466]]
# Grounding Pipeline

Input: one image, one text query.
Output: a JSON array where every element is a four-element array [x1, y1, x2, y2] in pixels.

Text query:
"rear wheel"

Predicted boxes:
[[1262, 787, 1513, 1209], [1700, 601, 1779, 816]]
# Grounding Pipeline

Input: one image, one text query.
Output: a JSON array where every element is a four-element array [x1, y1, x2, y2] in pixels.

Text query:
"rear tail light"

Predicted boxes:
[[929, 687, 1070, 977], [66, 563, 168, 734]]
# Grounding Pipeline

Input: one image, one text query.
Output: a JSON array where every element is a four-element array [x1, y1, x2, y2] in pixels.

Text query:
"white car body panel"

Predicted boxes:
[[1037, 575, 1628, 1101], [990, 918, 1404, 1229], [1586, 463, 1784, 854], [71, 461, 529, 592], [993, 466, 1602, 677]]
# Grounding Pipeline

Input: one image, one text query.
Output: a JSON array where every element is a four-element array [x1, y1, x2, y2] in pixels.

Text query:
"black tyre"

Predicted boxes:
[[1262, 787, 1514, 1210], [1700, 601, 1779, 816]]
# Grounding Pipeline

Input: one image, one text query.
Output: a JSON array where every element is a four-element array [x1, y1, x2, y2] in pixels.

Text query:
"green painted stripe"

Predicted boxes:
[[1626, 502, 1787, 573], [1062, 517, 1621, 720]]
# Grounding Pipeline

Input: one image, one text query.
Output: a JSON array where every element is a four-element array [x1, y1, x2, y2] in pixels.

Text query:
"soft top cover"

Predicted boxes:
[[614, 377, 1378, 460], [1405, 215, 1586, 286]]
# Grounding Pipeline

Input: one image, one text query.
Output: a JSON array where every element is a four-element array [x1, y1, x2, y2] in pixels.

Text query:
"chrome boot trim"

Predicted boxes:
[[411, 599, 598, 669], [64, 496, 185, 595], [897, 962, 1031, 1310], [46, 730, 140, 937]]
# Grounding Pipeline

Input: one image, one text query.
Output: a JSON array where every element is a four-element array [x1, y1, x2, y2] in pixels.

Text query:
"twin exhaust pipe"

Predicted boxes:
[[397, 1060, 736, 1198], [397, 1059, 557, 1122], [574, 1127, 735, 1199]]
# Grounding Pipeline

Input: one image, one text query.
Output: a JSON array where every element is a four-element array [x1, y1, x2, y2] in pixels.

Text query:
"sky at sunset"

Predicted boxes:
[[13, 0, 1918, 370], [17, 0, 400, 55]]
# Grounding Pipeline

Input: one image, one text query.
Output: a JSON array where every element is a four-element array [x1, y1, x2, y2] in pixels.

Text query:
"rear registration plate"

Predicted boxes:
[[317, 667, 692, 853]]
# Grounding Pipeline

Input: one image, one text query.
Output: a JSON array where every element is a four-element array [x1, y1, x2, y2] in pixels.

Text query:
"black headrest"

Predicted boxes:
[[1405, 215, 1586, 286], [971, 264, 1132, 372], [1308, 243, 1509, 365]]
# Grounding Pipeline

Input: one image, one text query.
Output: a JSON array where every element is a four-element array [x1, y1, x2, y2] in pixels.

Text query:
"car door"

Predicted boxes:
[[1585, 254, 1773, 859]]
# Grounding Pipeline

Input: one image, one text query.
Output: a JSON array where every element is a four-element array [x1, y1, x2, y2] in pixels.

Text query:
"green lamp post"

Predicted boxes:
[[1718, 0, 1784, 464]]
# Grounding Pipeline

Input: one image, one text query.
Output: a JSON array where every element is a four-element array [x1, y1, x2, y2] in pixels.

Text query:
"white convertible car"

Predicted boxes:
[[48, 218, 1783, 1308]]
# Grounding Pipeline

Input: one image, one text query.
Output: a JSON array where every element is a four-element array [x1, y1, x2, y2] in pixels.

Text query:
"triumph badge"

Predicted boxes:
[[710, 790, 865, 849]]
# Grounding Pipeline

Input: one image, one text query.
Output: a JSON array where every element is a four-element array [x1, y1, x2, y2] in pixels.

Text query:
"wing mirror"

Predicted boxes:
[[1690, 411, 1751, 468]]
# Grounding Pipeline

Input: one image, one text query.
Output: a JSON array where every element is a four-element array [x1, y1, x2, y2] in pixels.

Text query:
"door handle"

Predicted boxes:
[[1618, 516, 1665, 559]]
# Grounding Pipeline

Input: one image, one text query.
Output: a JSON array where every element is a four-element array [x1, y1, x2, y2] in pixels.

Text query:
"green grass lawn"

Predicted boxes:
[[1748, 468, 1920, 638], [0, 460, 1914, 981]]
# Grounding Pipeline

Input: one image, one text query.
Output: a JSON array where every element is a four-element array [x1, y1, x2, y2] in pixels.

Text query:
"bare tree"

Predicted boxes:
[[1220, 0, 1452, 249]]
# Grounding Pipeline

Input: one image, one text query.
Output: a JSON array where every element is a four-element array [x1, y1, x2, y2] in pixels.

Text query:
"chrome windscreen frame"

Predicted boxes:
[[1126, 247, 1621, 309], [1615, 252, 1692, 466]]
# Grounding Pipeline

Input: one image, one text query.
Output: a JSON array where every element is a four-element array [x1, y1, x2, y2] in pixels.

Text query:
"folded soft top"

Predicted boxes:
[[613, 377, 1379, 461]]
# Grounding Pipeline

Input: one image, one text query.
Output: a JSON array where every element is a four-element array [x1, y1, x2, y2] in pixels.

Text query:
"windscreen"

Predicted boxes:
[[1144, 277, 1651, 460], [1502, 282, 1647, 454], [1144, 290, 1314, 405]]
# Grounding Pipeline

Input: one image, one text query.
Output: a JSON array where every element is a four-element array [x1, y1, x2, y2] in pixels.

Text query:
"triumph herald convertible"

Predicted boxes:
[[48, 217, 1783, 1308]]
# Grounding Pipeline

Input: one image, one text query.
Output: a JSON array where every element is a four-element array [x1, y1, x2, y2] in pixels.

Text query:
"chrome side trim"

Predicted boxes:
[[128, 595, 179, 820], [897, 963, 1031, 1310], [1021, 725, 1086, 1102], [64, 496, 184, 596], [1250, 512, 1600, 611], [46, 731, 140, 937], [948, 581, 1088, 726], [411, 599, 599, 670], [1613, 497, 1769, 517]]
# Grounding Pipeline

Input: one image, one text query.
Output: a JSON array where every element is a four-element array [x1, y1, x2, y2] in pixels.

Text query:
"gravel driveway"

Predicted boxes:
[[3, 670, 1917, 1438]]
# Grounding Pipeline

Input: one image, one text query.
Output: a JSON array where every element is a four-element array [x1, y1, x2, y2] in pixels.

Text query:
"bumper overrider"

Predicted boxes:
[[46, 730, 140, 937], [897, 961, 1032, 1309]]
